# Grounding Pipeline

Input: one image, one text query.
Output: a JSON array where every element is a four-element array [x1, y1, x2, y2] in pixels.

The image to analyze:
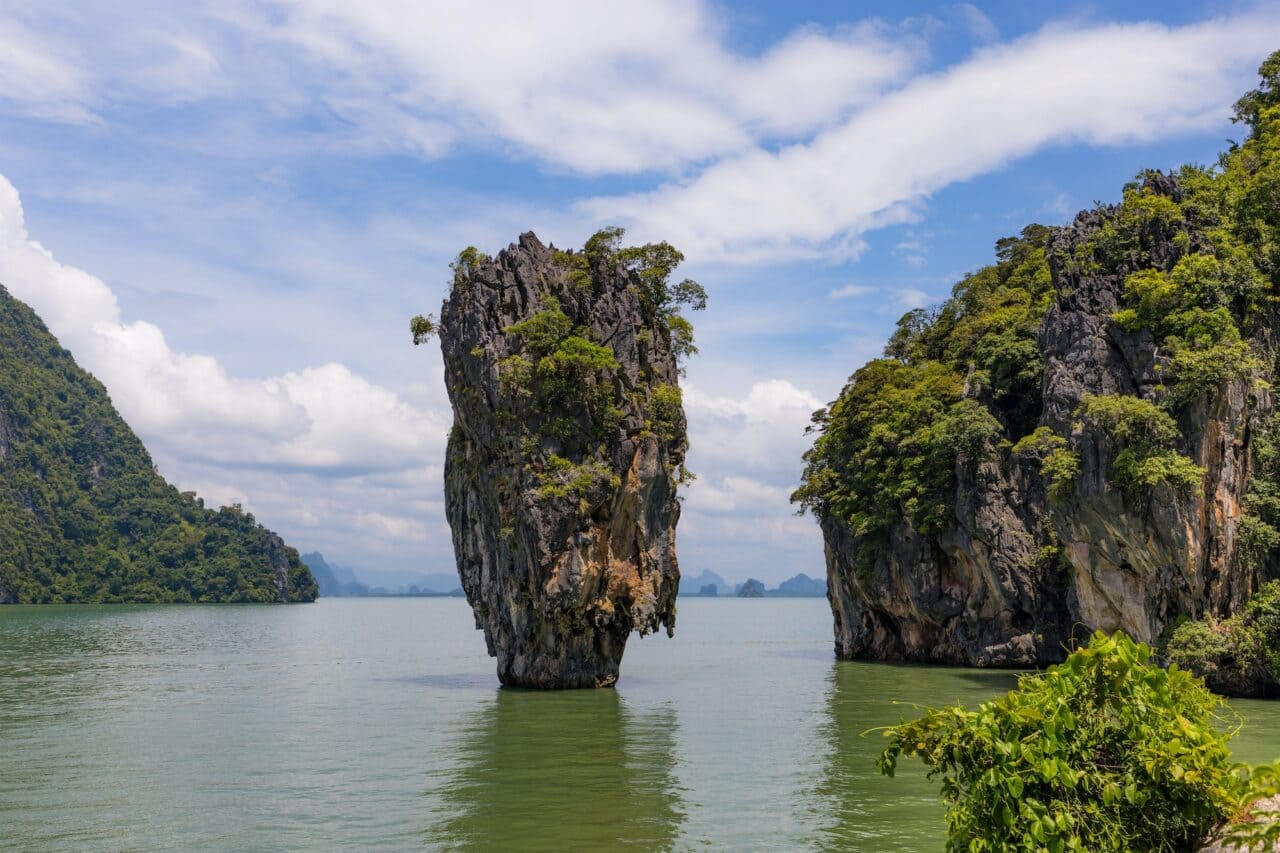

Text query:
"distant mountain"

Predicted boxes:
[[411, 573, 465, 594], [301, 553, 463, 597], [771, 573, 827, 597], [680, 569, 731, 596], [0, 286, 316, 604], [737, 579, 765, 598], [301, 552, 369, 597]]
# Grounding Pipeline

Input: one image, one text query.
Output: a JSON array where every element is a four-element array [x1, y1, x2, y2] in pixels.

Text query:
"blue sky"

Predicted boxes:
[[0, 1, 1276, 586]]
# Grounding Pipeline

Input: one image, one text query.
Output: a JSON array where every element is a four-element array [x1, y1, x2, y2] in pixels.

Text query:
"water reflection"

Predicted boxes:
[[426, 688, 686, 850], [812, 660, 1020, 851]]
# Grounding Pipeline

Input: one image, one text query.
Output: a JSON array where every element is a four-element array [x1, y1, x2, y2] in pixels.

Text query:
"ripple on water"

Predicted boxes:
[[2, 597, 1278, 851]]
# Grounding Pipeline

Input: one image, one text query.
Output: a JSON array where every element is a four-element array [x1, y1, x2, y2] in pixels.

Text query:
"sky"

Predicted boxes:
[[0, 1, 1277, 587]]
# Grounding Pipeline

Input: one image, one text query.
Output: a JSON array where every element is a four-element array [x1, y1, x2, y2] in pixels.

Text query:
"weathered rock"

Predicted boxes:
[[438, 233, 688, 688], [1200, 796, 1280, 852], [814, 173, 1275, 668]]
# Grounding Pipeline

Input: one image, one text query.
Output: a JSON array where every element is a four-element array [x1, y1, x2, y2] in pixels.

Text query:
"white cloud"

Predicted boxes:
[[684, 378, 822, 483], [252, 1, 920, 174], [953, 3, 999, 43], [685, 475, 794, 514], [896, 288, 932, 309], [1044, 191, 1075, 220], [678, 378, 827, 579], [585, 14, 1280, 260], [0, 19, 92, 123], [0, 173, 445, 476], [828, 283, 875, 299], [356, 510, 430, 544], [0, 2, 920, 175]]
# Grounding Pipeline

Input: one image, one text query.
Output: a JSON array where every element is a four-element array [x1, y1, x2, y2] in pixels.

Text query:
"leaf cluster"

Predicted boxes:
[[1077, 393, 1204, 496], [792, 360, 1001, 537], [557, 227, 707, 366], [1013, 427, 1080, 502], [1164, 581, 1280, 698], [500, 297, 622, 442], [794, 227, 1051, 537], [878, 631, 1247, 852]]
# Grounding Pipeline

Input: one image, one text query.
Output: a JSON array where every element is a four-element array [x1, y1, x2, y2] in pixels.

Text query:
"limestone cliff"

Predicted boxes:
[[434, 230, 700, 687], [797, 66, 1280, 667]]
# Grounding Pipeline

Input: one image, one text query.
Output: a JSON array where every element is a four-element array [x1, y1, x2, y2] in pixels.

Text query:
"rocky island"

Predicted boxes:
[[794, 54, 1280, 679], [423, 228, 704, 687]]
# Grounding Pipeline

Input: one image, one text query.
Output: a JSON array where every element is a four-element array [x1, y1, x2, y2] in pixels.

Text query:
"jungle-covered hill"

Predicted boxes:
[[0, 286, 316, 603]]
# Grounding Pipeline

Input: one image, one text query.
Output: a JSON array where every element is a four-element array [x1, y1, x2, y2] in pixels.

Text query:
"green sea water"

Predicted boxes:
[[1, 598, 1277, 850]]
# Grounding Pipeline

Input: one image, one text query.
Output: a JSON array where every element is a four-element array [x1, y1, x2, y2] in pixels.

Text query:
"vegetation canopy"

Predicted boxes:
[[795, 49, 1280, 559], [878, 631, 1278, 852], [0, 287, 316, 603]]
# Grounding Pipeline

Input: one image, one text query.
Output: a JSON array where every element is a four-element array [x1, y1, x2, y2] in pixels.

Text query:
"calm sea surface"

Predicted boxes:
[[2, 598, 1277, 851]]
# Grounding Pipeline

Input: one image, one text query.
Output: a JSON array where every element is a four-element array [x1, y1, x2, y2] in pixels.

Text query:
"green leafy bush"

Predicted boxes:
[[794, 227, 1050, 535], [792, 360, 1001, 538], [649, 384, 684, 441], [878, 631, 1245, 852], [410, 314, 436, 345], [534, 454, 619, 506], [450, 246, 490, 287], [1224, 763, 1280, 851], [1240, 428, 1280, 571], [498, 297, 622, 441], [552, 226, 707, 367]]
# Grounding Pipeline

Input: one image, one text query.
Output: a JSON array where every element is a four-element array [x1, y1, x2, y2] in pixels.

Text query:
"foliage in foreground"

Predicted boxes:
[[878, 631, 1278, 852]]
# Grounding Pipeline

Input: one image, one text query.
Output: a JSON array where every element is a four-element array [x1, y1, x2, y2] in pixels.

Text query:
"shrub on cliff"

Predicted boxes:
[[1164, 581, 1280, 698], [878, 632, 1251, 851]]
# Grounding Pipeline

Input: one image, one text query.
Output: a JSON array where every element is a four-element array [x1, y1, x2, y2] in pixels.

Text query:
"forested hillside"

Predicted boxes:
[[0, 286, 316, 603]]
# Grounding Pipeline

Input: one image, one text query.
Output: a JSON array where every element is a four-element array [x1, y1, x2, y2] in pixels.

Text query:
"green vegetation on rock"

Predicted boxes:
[[793, 225, 1049, 538], [1012, 427, 1080, 502], [797, 50, 1280, 552], [0, 286, 316, 604], [1076, 393, 1205, 496], [500, 296, 623, 442], [434, 228, 706, 515], [879, 631, 1278, 852], [553, 226, 707, 366], [1164, 581, 1280, 698]]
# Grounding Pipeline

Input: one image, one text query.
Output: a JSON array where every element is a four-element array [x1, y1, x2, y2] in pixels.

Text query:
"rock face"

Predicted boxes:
[[803, 169, 1278, 667], [1200, 797, 1280, 852], [437, 233, 690, 687]]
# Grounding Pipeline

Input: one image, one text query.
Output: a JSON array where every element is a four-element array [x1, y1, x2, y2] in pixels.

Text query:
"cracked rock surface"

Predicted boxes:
[[438, 233, 686, 688]]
